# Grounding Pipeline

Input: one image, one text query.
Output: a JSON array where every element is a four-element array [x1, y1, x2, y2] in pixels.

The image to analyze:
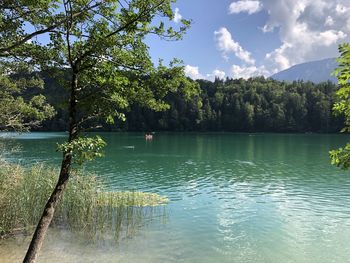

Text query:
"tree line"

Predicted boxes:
[[36, 76, 343, 133]]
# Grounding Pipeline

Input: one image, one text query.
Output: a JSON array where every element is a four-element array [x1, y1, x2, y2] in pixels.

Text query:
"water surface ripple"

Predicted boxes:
[[1, 133, 350, 262]]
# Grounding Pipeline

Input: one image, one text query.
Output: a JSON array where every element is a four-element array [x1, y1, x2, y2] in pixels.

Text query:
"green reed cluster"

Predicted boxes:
[[0, 162, 168, 241]]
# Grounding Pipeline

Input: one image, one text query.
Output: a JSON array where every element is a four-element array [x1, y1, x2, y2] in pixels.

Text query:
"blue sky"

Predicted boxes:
[[147, 0, 350, 80]]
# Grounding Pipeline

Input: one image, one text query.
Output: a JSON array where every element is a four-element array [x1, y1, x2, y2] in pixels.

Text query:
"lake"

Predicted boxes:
[[1, 132, 350, 263]]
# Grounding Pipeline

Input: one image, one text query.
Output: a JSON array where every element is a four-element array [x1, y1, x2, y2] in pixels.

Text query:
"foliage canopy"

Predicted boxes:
[[330, 43, 350, 169], [0, 1, 61, 131]]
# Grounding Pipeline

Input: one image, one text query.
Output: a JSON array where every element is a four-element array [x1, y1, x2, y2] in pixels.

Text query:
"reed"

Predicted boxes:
[[0, 161, 168, 241]]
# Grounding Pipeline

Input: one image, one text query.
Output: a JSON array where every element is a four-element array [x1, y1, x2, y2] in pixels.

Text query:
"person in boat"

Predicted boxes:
[[145, 133, 153, 140]]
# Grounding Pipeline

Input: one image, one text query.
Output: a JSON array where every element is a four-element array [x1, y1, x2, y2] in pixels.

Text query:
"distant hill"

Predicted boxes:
[[271, 58, 338, 83]]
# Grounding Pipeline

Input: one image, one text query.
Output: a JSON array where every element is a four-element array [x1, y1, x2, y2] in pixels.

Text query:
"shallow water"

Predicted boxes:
[[1, 132, 350, 262]]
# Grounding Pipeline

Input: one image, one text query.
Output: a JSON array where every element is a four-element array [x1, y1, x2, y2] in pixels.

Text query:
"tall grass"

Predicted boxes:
[[0, 162, 168, 242]]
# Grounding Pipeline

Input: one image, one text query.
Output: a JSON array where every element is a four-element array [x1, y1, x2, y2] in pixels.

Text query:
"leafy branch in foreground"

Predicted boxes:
[[330, 43, 350, 169], [57, 135, 106, 165]]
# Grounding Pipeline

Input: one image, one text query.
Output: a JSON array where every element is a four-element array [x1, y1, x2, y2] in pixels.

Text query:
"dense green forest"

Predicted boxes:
[[34, 76, 342, 133]]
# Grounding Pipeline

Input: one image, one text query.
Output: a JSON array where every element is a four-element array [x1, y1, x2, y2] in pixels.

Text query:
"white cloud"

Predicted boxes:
[[205, 69, 226, 81], [324, 16, 334, 26], [347, 19, 350, 31], [173, 7, 182, 23], [229, 0, 262, 15], [335, 4, 350, 14], [185, 66, 227, 81], [184, 65, 204, 80], [231, 64, 270, 79], [265, 43, 292, 70], [260, 0, 350, 71], [319, 30, 346, 46], [214, 0, 350, 78], [214, 27, 255, 65], [212, 69, 226, 79], [213, 27, 271, 79], [261, 24, 274, 33]]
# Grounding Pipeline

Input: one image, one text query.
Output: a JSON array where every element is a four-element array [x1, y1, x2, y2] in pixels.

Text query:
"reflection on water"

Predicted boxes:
[[1, 133, 350, 262]]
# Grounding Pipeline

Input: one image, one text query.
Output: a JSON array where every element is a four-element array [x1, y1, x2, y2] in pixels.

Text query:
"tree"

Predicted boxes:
[[0, 66, 55, 131], [330, 43, 350, 169], [2, 1, 198, 262], [0, 1, 62, 131]]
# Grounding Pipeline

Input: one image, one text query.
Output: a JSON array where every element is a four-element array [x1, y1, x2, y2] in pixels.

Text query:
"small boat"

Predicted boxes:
[[145, 134, 153, 140]]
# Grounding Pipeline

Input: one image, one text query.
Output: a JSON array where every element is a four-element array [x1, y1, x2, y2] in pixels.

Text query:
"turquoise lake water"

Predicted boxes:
[[1, 132, 350, 263]]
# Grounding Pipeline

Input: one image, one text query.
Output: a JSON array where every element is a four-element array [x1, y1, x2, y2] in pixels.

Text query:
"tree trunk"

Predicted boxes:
[[22, 154, 72, 263], [23, 71, 79, 263]]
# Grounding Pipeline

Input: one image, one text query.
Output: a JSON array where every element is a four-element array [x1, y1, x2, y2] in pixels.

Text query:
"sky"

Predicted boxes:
[[147, 0, 350, 80]]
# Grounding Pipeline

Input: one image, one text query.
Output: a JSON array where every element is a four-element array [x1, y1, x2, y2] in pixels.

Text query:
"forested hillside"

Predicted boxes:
[[36, 76, 343, 133]]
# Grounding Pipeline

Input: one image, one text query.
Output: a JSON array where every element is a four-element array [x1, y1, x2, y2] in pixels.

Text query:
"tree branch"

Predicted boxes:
[[76, 0, 166, 65], [0, 2, 103, 56]]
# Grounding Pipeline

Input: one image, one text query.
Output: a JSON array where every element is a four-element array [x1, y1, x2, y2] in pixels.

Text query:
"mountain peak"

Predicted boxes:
[[271, 58, 338, 83]]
